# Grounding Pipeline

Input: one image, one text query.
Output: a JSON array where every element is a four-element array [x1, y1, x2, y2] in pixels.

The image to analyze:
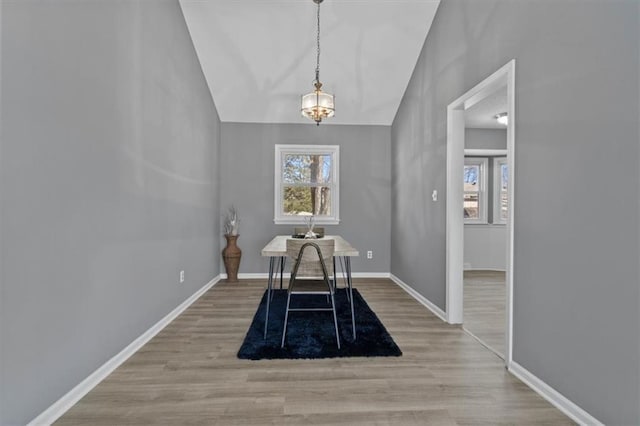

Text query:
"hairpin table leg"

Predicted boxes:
[[345, 256, 356, 339], [264, 256, 275, 339]]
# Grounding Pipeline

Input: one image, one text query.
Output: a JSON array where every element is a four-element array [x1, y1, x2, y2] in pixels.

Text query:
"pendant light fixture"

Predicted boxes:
[[301, 0, 334, 125]]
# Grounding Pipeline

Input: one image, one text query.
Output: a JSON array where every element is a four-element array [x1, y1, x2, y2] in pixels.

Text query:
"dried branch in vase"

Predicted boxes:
[[224, 206, 239, 236]]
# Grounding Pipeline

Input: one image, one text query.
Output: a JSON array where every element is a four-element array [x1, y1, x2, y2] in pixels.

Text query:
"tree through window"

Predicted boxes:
[[275, 145, 340, 224], [463, 157, 488, 224]]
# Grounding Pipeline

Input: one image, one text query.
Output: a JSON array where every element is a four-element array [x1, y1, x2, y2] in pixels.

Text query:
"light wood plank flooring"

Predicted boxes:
[[56, 278, 572, 425], [463, 271, 506, 358]]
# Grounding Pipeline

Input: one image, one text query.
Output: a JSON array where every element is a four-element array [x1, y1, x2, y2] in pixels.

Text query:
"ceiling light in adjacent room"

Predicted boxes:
[[495, 112, 508, 126]]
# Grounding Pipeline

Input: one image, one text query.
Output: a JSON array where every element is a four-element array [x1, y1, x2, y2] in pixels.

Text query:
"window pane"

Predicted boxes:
[[500, 163, 508, 221], [283, 186, 331, 216], [283, 154, 332, 184], [464, 165, 480, 192], [464, 192, 479, 219], [500, 164, 508, 191], [500, 191, 508, 221]]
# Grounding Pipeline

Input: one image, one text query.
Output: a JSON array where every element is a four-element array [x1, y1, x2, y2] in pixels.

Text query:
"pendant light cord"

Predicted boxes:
[[315, 0, 321, 84]]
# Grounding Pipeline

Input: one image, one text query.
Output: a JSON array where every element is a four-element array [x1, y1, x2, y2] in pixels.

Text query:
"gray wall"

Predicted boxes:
[[0, 1, 221, 424], [391, 0, 639, 424], [464, 128, 506, 150], [220, 123, 390, 275]]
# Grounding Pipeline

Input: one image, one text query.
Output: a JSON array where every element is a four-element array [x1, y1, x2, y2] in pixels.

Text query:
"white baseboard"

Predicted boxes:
[[463, 267, 507, 272], [351, 272, 390, 278], [28, 272, 602, 426], [28, 275, 222, 426], [386, 274, 602, 426], [509, 362, 603, 426], [221, 272, 391, 280], [221, 272, 269, 279], [389, 274, 447, 322]]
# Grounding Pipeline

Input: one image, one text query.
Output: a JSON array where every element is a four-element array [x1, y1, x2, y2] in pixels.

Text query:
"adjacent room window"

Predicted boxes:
[[274, 145, 340, 224], [493, 157, 508, 224], [463, 157, 488, 224]]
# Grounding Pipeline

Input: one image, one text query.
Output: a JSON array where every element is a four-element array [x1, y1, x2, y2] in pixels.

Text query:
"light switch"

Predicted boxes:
[[432, 190, 438, 201]]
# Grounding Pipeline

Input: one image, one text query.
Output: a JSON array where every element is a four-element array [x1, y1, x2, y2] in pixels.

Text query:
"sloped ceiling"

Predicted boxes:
[[465, 86, 509, 129], [180, 0, 440, 126]]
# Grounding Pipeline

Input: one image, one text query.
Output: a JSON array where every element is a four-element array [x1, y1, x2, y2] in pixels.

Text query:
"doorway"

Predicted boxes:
[[445, 60, 515, 366]]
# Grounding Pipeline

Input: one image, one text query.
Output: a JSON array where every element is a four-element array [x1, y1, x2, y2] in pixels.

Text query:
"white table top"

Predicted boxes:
[[261, 235, 359, 257]]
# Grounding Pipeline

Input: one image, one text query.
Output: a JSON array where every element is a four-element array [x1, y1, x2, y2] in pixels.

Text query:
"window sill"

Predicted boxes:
[[464, 222, 506, 228], [274, 218, 340, 225]]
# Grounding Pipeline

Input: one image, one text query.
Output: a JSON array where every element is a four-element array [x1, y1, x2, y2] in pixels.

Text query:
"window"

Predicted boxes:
[[463, 157, 488, 224], [274, 145, 339, 224], [493, 157, 508, 224]]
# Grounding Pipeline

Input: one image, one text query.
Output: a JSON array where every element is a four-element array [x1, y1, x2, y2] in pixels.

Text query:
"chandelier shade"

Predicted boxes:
[[301, 82, 335, 123], [301, 0, 334, 125]]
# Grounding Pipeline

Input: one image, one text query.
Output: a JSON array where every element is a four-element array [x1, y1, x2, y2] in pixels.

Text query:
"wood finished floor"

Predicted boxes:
[[463, 271, 506, 358], [56, 278, 572, 425]]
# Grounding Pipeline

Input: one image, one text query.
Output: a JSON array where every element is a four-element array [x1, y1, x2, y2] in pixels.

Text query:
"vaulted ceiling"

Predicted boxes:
[[465, 86, 509, 129], [179, 0, 441, 126]]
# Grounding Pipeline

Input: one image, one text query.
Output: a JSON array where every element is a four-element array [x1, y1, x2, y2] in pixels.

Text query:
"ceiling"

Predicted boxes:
[[179, 0, 441, 126], [464, 86, 508, 129]]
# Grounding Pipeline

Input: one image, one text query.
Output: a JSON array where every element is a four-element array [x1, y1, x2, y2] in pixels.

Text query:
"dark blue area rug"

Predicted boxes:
[[237, 288, 402, 360]]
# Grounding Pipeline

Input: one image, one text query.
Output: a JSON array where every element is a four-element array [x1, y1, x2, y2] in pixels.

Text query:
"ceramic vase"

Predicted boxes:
[[222, 234, 241, 282]]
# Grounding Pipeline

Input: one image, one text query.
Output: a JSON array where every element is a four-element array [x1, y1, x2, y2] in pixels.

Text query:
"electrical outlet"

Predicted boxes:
[[367, 250, 373, 259], [179, 270, 185, 283]]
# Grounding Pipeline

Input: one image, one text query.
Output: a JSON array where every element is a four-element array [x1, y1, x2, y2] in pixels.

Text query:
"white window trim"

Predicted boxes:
[[493, 157, 508, 225], [274, 144, 340, 225], [464, 148, 507, 156], [464, 157, 488, 224]]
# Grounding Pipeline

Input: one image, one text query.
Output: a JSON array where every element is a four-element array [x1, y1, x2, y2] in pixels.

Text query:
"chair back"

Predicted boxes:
[[286, 238, 334, 279]]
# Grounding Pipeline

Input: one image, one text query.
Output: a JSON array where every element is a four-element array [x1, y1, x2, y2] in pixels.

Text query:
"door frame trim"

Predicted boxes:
[[445, 59, 516, 366]]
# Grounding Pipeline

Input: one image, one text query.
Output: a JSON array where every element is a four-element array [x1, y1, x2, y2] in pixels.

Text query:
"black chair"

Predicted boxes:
[[281, 239, 340, 349]]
